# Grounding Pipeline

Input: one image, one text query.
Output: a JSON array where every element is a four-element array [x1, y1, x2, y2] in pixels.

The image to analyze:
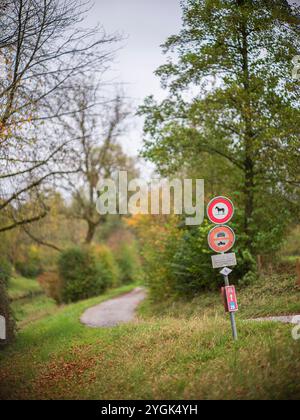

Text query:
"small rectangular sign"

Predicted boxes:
[[221, 288, 228, 312], [225, 286, 238, 313], [212, 253, 237, 269], [0, 315, 6, 340]]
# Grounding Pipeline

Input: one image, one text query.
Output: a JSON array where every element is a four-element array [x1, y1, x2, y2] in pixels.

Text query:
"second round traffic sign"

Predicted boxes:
[[207, 196, 234, 225], [208, 225, 236, 253]]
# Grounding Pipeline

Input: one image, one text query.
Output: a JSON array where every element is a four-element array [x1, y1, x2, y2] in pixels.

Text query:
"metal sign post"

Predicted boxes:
[[207, 196, 239, 342]]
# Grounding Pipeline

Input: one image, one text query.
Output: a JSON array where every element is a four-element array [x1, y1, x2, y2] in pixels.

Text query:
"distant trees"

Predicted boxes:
[[0, 0, 121, 234], [0, 1, 123, 350], [140, 0, 300, 255], [0, 0, 118, 138], [61, 80, 139, 244]]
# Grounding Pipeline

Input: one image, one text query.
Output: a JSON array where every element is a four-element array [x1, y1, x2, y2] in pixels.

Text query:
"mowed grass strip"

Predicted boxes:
[[139, 274, 300, 321], [8, 277, 43, 301], [0, 282, 300, 400], [7, 277, 57, 328]]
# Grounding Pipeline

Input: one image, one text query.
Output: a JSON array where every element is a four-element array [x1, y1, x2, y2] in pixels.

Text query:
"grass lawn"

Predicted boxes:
[[0, 275, 300, 400], [8, 277, 57, 328], [139, 274, 300, 320], [8, 276, 43, 301]]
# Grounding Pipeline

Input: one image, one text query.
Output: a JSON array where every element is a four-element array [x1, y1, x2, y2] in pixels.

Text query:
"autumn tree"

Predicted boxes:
[[139, 0, 300, 254], [0, 0, 121, 234], [61, 81, 139, 244]]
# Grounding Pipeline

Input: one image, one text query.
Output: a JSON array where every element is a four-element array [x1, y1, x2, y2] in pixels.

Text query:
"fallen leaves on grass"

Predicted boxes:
[[32, 345, 102, 399]]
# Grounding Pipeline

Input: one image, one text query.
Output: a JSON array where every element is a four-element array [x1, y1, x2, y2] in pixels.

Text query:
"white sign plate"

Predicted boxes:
[[212, 253, 237, 269], [0, 315, 6, 340], [220, 267, 233, 276]]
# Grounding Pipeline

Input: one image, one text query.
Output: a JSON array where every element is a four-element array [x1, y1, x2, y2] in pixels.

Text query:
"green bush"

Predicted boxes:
[[234, 249, 258, 287], [15, 260, 43, 278], [137, 214, 259, 301], [0, 260, 15, 349], [171, 224, 259, 294], [93, 245, 120, 289], [15, 246, 43, 278], [116, 243, 142, 285], [58, 247, 110, 303], [170, 222, 218, 296]]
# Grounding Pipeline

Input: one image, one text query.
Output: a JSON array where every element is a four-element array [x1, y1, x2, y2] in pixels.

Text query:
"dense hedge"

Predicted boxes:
[[135, 216, 258, 301], [15, 245, 43, 278], [92, 245, 120, 289], [58, 247, 115, 303], [171, 224, 258, 294], [116, 243, 142, 285], [15, 260, 43, 278]]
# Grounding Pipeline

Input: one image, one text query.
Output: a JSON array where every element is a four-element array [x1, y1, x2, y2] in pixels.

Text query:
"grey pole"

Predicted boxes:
[[224, 275, 238, 341]]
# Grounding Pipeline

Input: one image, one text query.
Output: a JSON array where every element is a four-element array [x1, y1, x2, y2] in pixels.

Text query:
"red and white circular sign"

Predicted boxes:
[[208, 225, 236, 254], [207, 196, 234, 225]]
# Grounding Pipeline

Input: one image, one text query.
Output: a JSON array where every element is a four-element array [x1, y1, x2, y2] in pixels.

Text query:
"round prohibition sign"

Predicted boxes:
[[207, 196, 234, 225], [208, 225, 236, 254]]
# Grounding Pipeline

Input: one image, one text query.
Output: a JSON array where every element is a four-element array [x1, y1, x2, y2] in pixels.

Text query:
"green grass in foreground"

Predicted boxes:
[[0, 277, 300, 400], [12, 295, 57, 328]]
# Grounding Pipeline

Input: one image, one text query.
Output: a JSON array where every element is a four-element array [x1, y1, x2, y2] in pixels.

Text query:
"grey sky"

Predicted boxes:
[[87, 0, 181, 101], [85, 0, 299, 171], [85, 0, 182, 168]]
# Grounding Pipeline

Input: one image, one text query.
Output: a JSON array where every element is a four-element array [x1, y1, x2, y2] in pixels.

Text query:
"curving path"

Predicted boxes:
[[80, 287, 146, 328], [251, 315, 300, 324]]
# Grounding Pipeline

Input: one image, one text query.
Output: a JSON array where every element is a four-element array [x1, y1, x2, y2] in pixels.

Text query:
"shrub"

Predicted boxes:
[[92, 245, 120, 289], [170, 222, 219, 296], [15, 246, 43, 278], [0, 260, 15, 349], [171, 226, 259, 293], [234, 249, 258, 287], [133, 214, 259, 301], [15, 261, 42, 278], [116, 242, 142, 285], [130, 215, 185, 300], [58, 247, 109, 303], [38, 272, 62, 304]]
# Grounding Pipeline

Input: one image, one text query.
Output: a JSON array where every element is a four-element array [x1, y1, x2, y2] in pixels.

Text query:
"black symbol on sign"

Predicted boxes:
[[217, 232, 226, 238], [215, 206, 225, 215], [218, 241, 226, 246]]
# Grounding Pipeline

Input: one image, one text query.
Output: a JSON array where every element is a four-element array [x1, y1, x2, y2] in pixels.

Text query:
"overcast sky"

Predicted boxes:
[[84, 0, 299, 174], [84, 0, 182, 173]]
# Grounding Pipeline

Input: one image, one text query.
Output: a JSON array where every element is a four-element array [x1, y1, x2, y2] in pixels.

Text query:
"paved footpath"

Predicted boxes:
[[80, 287, 146, 328], [251, 315, 300, 324], [81, 287, 300, 328]]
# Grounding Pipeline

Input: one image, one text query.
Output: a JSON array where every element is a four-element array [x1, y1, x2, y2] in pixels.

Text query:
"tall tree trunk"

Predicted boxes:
[[244, 145, 255, 243], [239, 5, 255, 251], [85, 221, 96, 244]]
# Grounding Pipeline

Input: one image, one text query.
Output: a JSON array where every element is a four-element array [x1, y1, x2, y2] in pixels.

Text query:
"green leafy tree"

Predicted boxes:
[[140, 0, 300, 254]]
